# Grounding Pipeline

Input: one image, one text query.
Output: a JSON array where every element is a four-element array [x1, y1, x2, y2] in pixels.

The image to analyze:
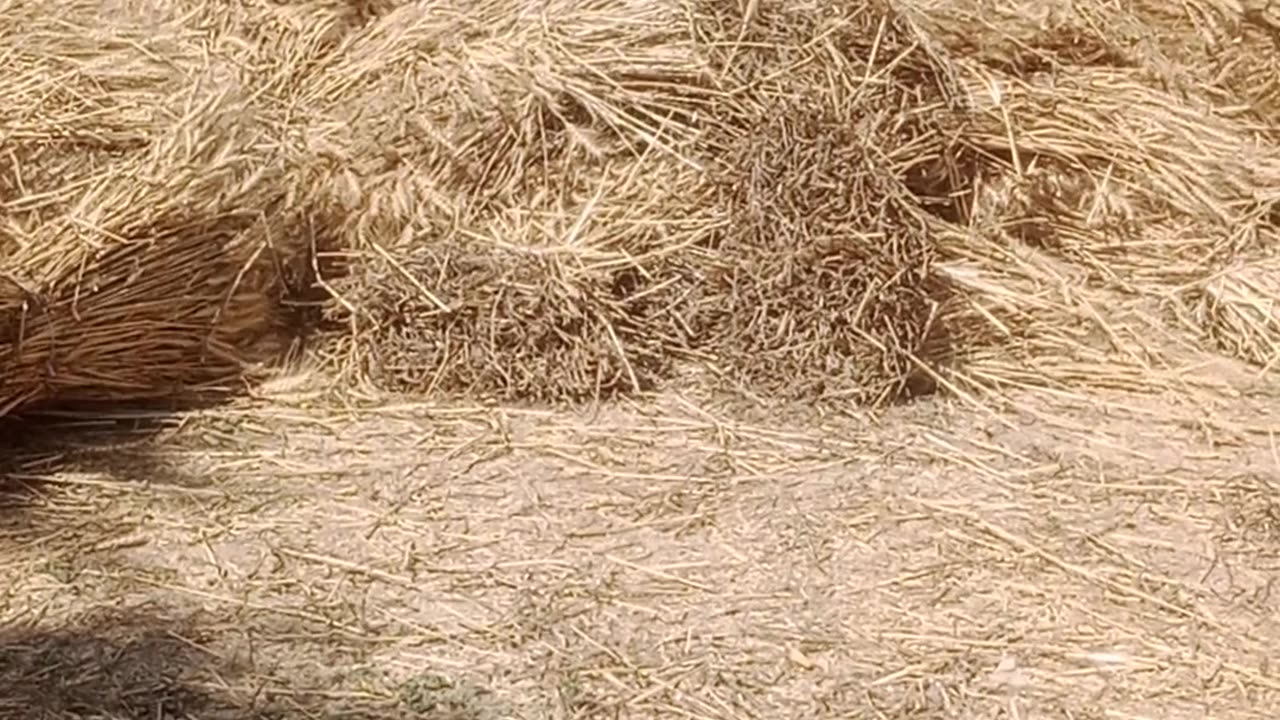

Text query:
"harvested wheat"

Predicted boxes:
[[297, 0, 722, 401], [0, 88, 329, 416], [9, 0, 1280, 415], [940, 60, 1280, 307], [323, 159, 714, 401], [681, 0, 975, 404], [0, 2, 198, 208], [1196, 256, 1280, 372]]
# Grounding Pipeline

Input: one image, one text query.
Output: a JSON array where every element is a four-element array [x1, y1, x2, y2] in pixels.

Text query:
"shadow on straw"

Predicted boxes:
[[0, 603, 398, 720], [0, 397, 218, 506]]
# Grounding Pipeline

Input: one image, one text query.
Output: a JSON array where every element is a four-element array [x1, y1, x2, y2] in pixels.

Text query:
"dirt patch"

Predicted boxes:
[[3, 377, 1277, 719]]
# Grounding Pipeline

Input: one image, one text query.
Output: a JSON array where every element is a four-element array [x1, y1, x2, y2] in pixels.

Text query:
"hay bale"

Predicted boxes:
[[0, 88, 329, 417], [326, 160, 712, 401], [683, 0, 969, 405], [299, 0, 720, 401], [947, 63, 1280, 294], [1197, 257, 1280, 372]]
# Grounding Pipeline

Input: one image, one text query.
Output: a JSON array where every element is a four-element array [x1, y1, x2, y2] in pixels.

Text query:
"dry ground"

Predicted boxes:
[[2, 363, 1279, 720], [5, 1, 1280, 718]]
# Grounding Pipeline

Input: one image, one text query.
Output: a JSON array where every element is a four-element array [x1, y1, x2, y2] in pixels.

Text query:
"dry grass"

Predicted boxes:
[[0, 1, 341, 416], [685, 3, 964, 404], [5, 0, 1280, 717], [281, 0, 723, 400], [5, 0, 1280, 409], [0, 84, 332, 415], [956, 65, 1280, 281], [1196, 253, 1280, 372], [288, 0, 1280, 407]]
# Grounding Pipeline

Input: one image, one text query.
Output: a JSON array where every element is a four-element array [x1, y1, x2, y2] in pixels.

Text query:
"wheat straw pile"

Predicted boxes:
[[3, 0, 1280, 415], [297, 0, 986, 405], [0, 1, 334, 416]]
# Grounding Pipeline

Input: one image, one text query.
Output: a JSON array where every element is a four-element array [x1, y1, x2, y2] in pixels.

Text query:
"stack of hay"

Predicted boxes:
[[683, 1, 973, 404], [9, 0, 1280, 417], [196, 0, 1280, 403], [0, 9, 329, 417], [890, 0, 1280, 393], [293, 0, 994, 406], [291, 0, 726, 401]]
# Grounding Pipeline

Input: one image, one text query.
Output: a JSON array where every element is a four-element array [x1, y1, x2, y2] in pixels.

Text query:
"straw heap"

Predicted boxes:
[[0, 85, 330, 415], [296, 0, 723, 401], [680, 1, 974, 403], [295, 0, 1012, 405], [4, 0, 1280, 414], [947, 66, 1280, 387], [956, 65, 1280, 282]]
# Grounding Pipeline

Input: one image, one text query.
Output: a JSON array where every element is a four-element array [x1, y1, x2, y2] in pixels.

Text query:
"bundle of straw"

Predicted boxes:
[[680, 0, 971, 404], [0, 89, 328, 416], [952, 64, 1280, 292], [1196, 256, 1280, 372], [295, 0, 722, 400]]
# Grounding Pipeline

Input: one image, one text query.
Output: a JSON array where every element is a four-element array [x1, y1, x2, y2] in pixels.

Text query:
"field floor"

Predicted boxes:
[[3, 366, 1279, 720], [7, 0, 1280, 718]]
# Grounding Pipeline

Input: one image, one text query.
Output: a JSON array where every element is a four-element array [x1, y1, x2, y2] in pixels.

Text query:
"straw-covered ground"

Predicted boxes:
[[3, 0, 1280, 717]]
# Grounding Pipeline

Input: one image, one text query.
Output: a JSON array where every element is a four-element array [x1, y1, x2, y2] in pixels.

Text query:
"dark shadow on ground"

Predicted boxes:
[[0, 393, 238, 485], [0, 398, 225, 562], [0, 404, 464, 719], [0, 603, 415, 720]]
